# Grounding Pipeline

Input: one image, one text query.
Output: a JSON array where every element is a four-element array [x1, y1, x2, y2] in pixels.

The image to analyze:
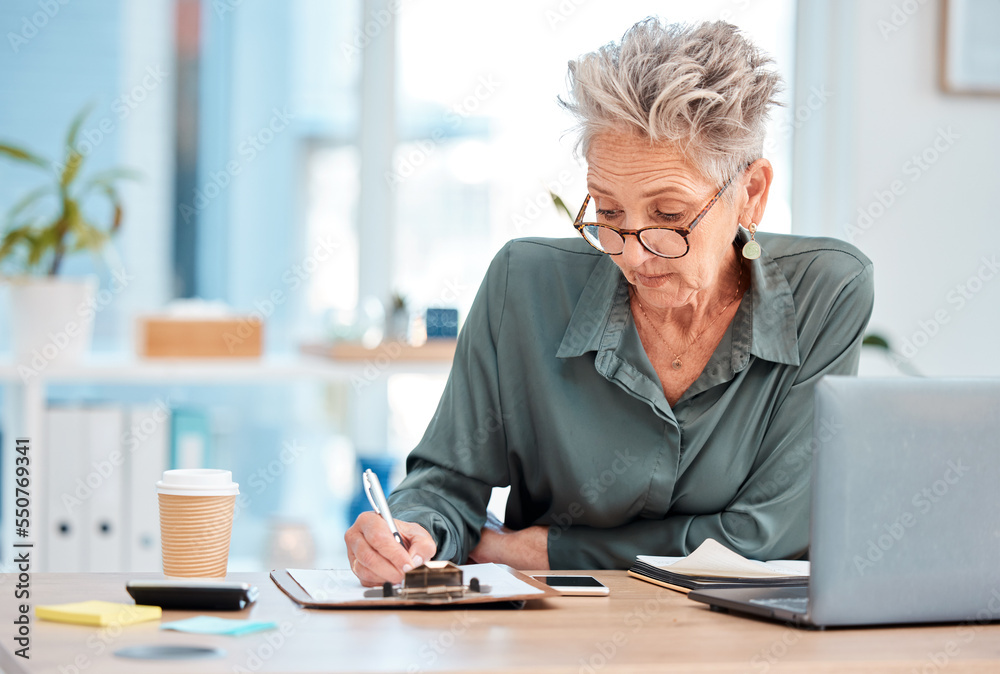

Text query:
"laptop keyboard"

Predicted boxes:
[[749, 596, 809, 614]]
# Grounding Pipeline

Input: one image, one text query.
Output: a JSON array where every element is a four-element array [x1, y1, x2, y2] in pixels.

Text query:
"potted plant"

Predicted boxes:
[[0, 106, 137, 367]]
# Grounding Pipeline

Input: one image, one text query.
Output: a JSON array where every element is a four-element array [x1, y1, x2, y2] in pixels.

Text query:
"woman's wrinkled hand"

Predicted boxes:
[[468, 511, 550, 570], [344, 512, 437, 587]]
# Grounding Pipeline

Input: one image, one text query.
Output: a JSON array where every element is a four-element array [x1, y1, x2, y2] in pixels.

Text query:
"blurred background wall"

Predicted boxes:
[[794, 0, 1000, 377]]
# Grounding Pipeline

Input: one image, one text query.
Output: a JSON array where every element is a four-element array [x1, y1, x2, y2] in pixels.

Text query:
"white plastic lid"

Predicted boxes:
[[156, 469, 240, 496]]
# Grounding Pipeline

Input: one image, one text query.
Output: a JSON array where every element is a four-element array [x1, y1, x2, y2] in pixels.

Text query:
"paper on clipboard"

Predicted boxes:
[[272, 563, 556, 608]]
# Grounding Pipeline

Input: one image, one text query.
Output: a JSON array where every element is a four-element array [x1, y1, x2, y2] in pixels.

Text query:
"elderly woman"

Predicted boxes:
[[346, 18, 873, 584]]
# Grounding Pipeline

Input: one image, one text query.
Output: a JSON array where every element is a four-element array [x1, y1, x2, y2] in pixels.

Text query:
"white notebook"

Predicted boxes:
[[637, 538, 810, 578]]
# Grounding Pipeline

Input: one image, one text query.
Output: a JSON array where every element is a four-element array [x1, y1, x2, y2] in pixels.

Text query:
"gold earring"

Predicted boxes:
[[742, 222, 761, 260]]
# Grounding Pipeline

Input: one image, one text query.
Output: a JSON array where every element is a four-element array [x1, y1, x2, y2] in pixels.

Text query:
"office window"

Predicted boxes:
[[383, 0, 798, 454], [304, 145, 361, 318]]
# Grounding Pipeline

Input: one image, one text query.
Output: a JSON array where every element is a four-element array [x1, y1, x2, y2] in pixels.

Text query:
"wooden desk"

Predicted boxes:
[[2, 571, 999, 673]]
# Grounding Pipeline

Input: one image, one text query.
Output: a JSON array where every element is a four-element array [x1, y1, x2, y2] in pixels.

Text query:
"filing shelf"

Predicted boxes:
[[0, 353, 453, 569]]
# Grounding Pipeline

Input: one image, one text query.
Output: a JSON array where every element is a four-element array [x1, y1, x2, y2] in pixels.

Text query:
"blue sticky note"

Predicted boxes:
[[160, 616, 277, 637]]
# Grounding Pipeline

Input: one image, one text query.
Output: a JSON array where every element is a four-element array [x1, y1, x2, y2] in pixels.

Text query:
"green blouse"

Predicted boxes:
[[388, 230, 874, 569]]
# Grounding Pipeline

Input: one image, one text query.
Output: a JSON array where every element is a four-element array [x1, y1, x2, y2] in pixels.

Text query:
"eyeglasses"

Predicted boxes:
[[572, 165, 747, 259]]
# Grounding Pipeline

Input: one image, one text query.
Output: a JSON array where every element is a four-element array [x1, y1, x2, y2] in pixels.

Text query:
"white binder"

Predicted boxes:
[[44, 406, 85, 572], [123, 404, 170, 572], [84, 406, 126, 572]]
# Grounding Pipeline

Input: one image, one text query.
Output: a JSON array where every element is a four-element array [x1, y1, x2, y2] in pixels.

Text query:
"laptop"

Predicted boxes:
[[688, 376, 1000, 628]]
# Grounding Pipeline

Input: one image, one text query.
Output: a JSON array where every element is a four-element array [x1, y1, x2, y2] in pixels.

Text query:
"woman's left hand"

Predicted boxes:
[[468, 511, 550, 569]]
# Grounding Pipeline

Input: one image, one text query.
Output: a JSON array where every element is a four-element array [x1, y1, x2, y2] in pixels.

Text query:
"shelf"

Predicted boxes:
[[299, 339, 457, 362], [0, 346, 456, 572], [0, 350, 453, 384]]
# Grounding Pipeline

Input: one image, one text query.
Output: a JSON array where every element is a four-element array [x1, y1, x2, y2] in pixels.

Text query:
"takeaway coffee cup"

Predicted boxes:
[[156, 469, 240, 578]]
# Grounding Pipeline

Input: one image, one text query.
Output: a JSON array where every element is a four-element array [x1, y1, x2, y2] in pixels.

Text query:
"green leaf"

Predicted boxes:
[[862, 334, 890, 350], [75, 183, 126, 237], [64, 104, 94, 154], [549, 191, 574, 222], [4, 184, 53, 221], [0, 143, 49, 169], [103, 186, 123, 234], [36, 200, 77, 257], [83, 167, 143, 185], [40, 203, 77, 276], [60, 151, 84, 188], [0, 225, 34, 261], [35, 218, 62, 251], [62, 199, 82, 233], [71, 220, 109, 252], [1, 103, 136, 275], [77, 168, 142, 200], [58, 105, 94, 189], [26, 229, 46, 268]]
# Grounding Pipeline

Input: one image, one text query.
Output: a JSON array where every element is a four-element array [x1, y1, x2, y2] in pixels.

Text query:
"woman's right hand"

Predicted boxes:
[[344, 512, 437, 587]]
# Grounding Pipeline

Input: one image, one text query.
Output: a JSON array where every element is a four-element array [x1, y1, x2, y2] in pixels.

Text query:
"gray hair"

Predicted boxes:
[[560, 18, 783, 188]]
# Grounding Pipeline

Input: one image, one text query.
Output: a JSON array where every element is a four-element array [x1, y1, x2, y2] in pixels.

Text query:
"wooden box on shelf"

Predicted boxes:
[[137, 316, 262, 358]]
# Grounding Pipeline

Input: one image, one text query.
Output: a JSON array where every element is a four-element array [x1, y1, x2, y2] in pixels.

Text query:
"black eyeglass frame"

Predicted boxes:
[[572, 163, 752, 259]]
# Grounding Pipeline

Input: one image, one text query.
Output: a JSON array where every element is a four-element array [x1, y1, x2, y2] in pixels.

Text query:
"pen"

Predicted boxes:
[[363, 469, 410, 551]]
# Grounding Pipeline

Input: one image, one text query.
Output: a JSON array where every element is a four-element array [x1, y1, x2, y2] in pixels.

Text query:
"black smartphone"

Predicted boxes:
[[125, 580, 258, 611], [530, 575, 610, 596]]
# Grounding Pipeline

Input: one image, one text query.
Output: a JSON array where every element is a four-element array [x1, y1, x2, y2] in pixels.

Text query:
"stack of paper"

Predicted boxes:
[[628, 539, 809, 593]]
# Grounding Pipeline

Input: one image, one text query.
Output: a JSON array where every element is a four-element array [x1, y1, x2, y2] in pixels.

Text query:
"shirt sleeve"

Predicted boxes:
[[547, 261, 875, 569], [386, 244, 513, 563]]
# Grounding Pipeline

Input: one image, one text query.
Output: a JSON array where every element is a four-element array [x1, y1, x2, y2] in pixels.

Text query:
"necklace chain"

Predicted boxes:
[[631, 261, 745, 371]]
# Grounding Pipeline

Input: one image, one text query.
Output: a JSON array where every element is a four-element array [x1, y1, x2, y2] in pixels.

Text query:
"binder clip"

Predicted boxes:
[[365, 561, 491, 600]]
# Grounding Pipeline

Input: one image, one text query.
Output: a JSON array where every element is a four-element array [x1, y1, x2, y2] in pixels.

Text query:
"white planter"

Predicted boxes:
[[7, 276, 98, 367]]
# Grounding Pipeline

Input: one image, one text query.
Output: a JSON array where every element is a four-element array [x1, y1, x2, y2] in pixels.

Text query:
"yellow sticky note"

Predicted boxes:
[[35, 601, 161, 627]]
